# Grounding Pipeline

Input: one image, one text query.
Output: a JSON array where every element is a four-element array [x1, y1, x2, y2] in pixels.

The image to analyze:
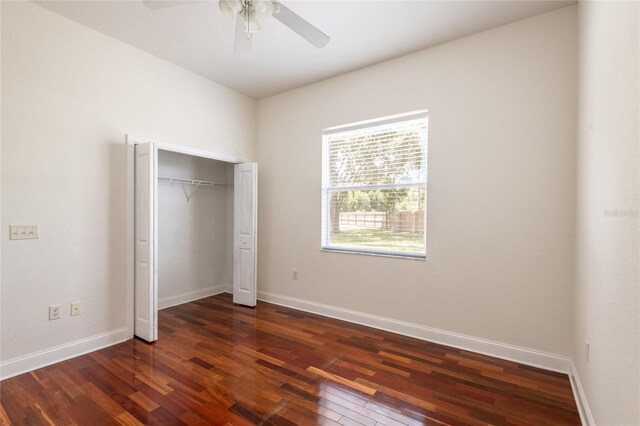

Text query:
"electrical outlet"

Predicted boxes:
[[70, 301, 81, 316], [49, 305, 61, 320], [292, 270, 299, 280]]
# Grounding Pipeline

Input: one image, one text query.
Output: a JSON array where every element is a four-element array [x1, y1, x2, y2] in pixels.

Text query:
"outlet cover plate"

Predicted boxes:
[[71, 302, 81, 316], [49, 305, 61, 320]]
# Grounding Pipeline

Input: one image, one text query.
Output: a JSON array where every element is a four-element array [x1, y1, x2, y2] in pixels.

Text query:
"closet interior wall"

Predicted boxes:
[[157, 150, 234, 308]]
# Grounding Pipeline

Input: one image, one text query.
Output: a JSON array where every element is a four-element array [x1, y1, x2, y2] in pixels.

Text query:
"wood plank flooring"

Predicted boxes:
[[0, 294, 580, 425]]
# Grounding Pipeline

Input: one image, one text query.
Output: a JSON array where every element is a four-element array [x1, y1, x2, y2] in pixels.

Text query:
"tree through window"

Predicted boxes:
[[321, 111, 428, 258]]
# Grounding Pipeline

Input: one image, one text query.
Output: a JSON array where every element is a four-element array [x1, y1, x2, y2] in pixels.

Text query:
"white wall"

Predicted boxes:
[[157, 151, 233, 307], [257, 7, 577, 356], [574, 1, 640, 424], [0, 2, 255, 362]]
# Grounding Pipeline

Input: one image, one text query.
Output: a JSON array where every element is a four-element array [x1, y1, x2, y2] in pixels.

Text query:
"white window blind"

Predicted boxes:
[[321, 111, 428, 258]]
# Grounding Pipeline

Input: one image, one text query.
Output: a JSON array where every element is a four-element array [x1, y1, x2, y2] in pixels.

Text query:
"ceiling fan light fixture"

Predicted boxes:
[[219, 0, 243, 19], [247, 12, 261, 33], [253, 0, 274, 19], [145, 0, 330, 54]]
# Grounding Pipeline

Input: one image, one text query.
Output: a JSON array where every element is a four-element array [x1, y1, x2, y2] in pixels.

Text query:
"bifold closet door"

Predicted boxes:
[[233, 163, 258, 307], [134, 142, 158, 342]]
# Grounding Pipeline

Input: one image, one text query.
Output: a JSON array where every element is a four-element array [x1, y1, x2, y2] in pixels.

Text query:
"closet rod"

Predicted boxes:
[[158, 176, 232, 188]]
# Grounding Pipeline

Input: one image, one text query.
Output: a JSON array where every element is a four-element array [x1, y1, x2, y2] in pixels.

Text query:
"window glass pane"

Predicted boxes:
[[327, 117, 427, 187], [322, 112, 428, 257], [326, 188, 425, 254]]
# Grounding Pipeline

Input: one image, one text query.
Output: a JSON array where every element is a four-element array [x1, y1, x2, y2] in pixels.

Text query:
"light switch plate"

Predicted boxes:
[[10, 225, 38, 240]]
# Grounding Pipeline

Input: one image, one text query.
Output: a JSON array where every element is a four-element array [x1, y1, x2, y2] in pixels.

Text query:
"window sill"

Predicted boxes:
[[321, 248, 426, 261]]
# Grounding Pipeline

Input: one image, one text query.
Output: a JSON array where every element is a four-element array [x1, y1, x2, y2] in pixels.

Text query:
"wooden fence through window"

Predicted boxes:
[[339, 211, 425, 233]]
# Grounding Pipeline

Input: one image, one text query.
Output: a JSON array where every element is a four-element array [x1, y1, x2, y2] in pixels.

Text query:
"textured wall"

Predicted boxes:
[[257, 7, 578, 355], [574, 1, 640, 424], [1, 2, 256, 361]]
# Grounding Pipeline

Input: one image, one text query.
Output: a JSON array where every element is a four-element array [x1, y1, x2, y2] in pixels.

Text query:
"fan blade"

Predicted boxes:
[[234, 15, 252, 57], [142, 1, 204, 10], [272, 1, 329, 49]]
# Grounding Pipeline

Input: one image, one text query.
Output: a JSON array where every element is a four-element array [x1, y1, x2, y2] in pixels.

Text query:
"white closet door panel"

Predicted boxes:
[[233, 162, 257, 306], [134, 142, 158, 341]]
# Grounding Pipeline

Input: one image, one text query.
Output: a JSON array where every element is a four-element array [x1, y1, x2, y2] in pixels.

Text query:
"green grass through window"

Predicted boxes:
[[330, 228, 424, 253]]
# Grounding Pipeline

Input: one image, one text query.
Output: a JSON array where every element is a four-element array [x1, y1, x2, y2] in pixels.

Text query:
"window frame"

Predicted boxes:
[[321, 111, 428, 260]]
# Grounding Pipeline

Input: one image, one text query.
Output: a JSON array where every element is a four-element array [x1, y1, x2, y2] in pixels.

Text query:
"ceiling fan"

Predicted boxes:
[[143, 0, 330, 55]]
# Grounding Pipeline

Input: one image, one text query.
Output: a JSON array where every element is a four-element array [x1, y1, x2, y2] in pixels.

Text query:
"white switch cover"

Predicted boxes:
[[10, 225, 38, 240]]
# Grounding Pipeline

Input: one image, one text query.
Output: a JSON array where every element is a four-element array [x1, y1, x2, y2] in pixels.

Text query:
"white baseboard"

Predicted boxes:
[[158, 285, 227, 310], [0, 327, 129, 380], [569, 361, 595, 426], [0, 287, 228, 381], [257, 289, 589, 423], [2, 289, 582, 421], [256, 290, 572, 374]]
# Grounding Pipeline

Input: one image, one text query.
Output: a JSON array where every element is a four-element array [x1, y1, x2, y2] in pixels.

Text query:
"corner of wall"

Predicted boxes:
[[569, 361, 596, 426]]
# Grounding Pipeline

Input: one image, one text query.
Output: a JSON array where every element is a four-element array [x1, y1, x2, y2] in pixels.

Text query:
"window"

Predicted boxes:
[[321, 111, 428, 258]]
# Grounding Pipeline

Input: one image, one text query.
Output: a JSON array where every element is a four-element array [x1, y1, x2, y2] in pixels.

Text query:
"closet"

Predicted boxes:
[[157, 151, 233, 310], [131, 140, 257, 342]]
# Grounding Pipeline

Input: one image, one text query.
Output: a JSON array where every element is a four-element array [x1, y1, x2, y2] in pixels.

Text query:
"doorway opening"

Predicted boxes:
[[127, 137, 257, 342]]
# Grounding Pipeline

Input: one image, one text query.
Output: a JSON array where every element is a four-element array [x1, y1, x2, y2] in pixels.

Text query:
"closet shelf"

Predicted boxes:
[[158, 176, 232, 189], [158, 176, 232, 202]]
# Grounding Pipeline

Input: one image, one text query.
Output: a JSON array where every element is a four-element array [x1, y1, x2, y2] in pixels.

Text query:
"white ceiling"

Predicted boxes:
[[34, 0, 574, 99]]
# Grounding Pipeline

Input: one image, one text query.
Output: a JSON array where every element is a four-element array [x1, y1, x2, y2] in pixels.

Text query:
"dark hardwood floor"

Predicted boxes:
[[1, 294, 580, 425]]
